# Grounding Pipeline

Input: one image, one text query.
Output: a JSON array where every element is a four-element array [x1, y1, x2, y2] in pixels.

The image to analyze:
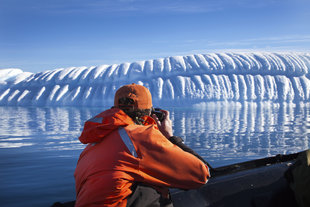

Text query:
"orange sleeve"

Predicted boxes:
[[127, 125, 210, 190]]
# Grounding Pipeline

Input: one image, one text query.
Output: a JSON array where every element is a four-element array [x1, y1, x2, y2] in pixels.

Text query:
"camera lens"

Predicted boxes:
[[152, 108, 165, 122]]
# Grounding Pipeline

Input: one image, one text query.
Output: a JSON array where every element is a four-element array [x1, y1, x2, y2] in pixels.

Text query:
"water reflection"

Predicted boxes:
[[0, 107, 103, 151], [173, 102, 310, 166], [0, 104, 309, 164], [0, 105, 309, 207]]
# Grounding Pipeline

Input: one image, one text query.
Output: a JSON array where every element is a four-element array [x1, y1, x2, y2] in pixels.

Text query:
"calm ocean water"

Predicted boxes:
[[0, 103, 309, 207]]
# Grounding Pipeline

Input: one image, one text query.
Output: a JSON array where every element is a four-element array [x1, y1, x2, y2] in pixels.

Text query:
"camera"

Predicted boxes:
[[151, 108, 165, 122]]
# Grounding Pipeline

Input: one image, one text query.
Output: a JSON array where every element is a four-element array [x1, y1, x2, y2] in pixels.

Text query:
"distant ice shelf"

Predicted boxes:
[[0, 52, 310, 107]]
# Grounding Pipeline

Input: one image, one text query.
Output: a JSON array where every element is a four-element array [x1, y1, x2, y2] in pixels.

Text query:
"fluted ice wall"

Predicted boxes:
[[1, 52, 310, 106]]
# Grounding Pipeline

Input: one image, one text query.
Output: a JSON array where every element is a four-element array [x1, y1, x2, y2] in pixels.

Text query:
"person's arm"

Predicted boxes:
[[168, 136, 208, 164], [133, 127, 210, 189], [129, 110, 210, 189], [152, 110, 212, 168]]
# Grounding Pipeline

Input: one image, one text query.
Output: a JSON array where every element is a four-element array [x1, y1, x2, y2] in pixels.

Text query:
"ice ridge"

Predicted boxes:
[[0, 52, 310, 106]]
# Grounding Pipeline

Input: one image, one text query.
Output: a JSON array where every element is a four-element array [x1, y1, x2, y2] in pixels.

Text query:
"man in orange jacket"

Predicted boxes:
[[74, 83, 210, 207]]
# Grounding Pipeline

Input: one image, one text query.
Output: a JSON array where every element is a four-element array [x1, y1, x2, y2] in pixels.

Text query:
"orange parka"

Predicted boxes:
[[74, 108, 210, 207]]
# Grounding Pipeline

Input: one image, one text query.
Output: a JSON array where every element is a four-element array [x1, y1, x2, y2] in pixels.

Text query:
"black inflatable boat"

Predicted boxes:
[[171, 151, 301, 207]]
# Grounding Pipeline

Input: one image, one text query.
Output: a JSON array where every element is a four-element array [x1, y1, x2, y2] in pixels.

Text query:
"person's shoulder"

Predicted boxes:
[[126, 124, 164, 139], [126, 123, 157, 132]]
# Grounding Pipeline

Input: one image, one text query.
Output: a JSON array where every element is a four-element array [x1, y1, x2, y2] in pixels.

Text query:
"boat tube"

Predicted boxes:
[[171, 151, 305, 207]]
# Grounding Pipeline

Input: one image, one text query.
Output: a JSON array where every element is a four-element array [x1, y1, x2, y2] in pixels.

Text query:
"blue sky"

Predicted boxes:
[[0, 0, 309, 73]]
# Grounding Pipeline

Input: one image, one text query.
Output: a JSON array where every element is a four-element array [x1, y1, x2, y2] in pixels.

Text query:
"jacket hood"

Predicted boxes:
[[79, 108, 135, 144]]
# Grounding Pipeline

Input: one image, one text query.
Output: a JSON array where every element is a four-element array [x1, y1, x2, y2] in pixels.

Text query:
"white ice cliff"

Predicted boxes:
[[0, 52, 310, 106]]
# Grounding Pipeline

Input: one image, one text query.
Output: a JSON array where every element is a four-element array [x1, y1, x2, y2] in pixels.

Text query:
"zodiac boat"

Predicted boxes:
[[171, 151, 303, 207]]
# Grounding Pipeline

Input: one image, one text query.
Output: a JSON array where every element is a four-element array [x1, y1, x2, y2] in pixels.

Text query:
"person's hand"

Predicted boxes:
[[152, 109, 173, 139]]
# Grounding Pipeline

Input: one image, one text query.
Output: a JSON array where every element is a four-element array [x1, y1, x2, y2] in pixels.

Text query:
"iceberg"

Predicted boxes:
[[0, 52, 310, 106]]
